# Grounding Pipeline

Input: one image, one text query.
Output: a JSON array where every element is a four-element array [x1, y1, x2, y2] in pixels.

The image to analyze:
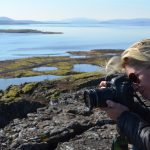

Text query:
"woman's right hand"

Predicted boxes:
[[99, 81, 107, 88]]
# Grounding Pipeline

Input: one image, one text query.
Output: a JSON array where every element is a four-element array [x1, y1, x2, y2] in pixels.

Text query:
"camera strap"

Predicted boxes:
[[134, 93, 148, 108]]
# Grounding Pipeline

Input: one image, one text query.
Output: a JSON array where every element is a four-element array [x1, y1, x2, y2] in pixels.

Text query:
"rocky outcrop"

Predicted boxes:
[[56, 124, 116, 150], [0, 89, 117, 150], [0, 100, 45, 128]]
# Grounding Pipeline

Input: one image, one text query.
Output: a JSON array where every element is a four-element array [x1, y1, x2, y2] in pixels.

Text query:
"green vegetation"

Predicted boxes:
[[0, 49, 122, 78], [22, 83, 38, 94], [4, 86, 20, 98], [67, 49, 123, 56], [0, 49, 122, 104], [1, 86, 22, 102]]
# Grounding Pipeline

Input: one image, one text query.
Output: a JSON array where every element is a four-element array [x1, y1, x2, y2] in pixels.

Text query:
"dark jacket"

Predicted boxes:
[[117, 103, 150, 150]]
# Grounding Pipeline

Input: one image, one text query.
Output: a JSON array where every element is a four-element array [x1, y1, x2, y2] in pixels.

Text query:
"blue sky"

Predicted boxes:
[[0, 0, 150, 21]]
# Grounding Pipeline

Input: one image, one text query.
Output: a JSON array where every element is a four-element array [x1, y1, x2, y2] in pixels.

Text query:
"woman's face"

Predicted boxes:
[[125, 65, 150, 100]]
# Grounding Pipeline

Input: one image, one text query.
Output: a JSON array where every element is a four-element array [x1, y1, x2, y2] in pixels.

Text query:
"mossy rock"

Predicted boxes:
[[50, 92, 60, 100], [22, 83, 38, 94], [48, 89, 60, 100], [4, 86, 20, 98], [0, 97, 22, 103]]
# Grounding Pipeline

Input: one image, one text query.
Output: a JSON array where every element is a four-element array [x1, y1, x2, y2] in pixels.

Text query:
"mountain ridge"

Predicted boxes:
[[0, 17, 150, 26]]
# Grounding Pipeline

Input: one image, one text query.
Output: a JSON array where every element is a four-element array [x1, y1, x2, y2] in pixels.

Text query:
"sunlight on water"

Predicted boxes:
[[0, 24, 150, 61], [73, 64, 101, 72], [33, 66, 58, 72], [0, 75, 62, 90]]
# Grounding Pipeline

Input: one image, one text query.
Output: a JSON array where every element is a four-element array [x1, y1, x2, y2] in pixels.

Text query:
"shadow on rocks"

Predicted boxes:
[[0, 100, 45, 128]]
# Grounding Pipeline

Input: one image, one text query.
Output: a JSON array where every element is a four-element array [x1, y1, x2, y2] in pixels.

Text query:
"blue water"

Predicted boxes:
[[0, 24, 150, 61], [73, 64, 101, 72], [33, 66, 58, 72], [0, 24, 150, 90], [0, 75, 62, 90]]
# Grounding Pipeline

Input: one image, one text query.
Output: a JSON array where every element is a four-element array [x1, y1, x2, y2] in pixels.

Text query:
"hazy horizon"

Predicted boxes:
[[0, 0, 150, 21], [1, 16, 150, 22]]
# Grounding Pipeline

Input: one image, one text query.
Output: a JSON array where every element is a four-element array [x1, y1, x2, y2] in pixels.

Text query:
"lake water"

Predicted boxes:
[[33, 66, 58, 72], [0, 24, 150, 61], [73, 64, 101, 72], [0, 75, 62, 90], [0, 24, 150, 89]]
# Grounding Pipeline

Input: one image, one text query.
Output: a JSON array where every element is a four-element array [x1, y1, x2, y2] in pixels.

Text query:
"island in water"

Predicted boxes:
[[0, 29, 63, 34]]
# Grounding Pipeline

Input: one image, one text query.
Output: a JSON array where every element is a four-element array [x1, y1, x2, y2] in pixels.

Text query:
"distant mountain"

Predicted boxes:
[[0, 17, 16, 24], [53, 18, 150, 26], [0, 17, 42, 25], [100, 18, 150, 26], [0, 17, 14, 21], [0, 17, 150, 26], [0, 17, 100, 25]]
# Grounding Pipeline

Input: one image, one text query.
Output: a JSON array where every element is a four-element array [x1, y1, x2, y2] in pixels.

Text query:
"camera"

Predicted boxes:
[[84, 74, 136, 110]]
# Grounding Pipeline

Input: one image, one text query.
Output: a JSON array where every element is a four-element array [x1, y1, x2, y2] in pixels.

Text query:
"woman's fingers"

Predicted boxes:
[[100, 100, 129, 120], [99, 81, 107, 88]]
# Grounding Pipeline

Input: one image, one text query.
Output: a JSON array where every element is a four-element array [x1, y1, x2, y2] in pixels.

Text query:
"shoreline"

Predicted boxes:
[[0, 49, 123, 79], [0, 29, 63, 34], [0, 48, 122, 102], [0, 48, 123, 103]]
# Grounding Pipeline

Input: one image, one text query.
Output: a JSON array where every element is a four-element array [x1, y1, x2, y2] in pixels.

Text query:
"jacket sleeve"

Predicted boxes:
[[131, 102, 150, 123], [117, 111, 150, 150]]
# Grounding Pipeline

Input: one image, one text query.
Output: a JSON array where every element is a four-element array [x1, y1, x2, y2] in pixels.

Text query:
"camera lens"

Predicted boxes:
[[84, 88, 115, 109]]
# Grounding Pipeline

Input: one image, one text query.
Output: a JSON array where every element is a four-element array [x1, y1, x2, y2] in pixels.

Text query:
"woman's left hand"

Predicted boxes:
[[101, 100, 129, 121]]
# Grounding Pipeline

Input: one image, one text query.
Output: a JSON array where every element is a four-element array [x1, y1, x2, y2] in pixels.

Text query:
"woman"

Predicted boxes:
[[99, 39, 150, 150]]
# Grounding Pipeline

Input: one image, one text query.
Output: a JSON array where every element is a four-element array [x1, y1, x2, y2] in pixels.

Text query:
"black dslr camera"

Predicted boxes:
[[84, 74, 136, 110]]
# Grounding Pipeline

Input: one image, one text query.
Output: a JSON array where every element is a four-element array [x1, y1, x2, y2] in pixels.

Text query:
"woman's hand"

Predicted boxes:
[[99, 81, 129, 121], [101, 100, 129, 121], [99, 81, 107, 88]]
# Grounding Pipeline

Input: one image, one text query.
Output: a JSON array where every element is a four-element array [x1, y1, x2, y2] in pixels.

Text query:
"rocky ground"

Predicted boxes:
[[0, 71, 121, 150], [0, 87, 117, 150]]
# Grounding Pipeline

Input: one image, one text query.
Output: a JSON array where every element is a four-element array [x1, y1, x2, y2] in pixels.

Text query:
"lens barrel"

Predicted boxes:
[[84, 88, 115, 109]]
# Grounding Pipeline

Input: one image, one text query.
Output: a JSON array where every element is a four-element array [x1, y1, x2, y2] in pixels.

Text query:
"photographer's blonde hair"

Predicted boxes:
[[106, 39, 150, 74]]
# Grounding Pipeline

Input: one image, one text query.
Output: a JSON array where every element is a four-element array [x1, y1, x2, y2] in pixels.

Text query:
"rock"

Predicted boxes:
[[0, 88, 119, 150], [22, 83, 38, 94], [56, 124, 117, 150], [0, 100, 44, 128], [18, 142, 49, 150]]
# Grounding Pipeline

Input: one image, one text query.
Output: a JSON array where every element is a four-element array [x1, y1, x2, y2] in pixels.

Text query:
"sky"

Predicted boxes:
[[0, 0, 150, 21]]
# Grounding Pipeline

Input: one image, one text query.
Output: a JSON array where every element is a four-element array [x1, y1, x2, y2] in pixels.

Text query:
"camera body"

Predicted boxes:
[[84, 74, 135, 110]]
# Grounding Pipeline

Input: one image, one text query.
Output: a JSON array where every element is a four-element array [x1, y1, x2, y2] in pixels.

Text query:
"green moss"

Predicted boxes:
[[55, 62, 72, 70], [48, 89, 60, 100], [4, 86, 20, 98], [67, 49, 123, 56], [70, 72, 102, 81], [22, 83, 37, 94], [50, 72, 104, 92]]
